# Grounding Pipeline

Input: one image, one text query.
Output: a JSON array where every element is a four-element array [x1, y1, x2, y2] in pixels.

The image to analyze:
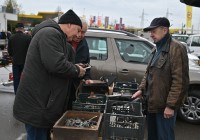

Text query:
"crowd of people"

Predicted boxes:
[[3, 9, 189, 140]]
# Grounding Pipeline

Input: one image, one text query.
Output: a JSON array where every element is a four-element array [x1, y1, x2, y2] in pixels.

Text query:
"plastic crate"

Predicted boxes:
[[81, 80, 109, 94], [72, 93, 106, 112], [78, 93, 107, 104], [105, 100, 143, 116], [107, 94, 135, 102], [72, 101, 105, 112], [103, 100, 145, 140], [113, 82, 139, 93]]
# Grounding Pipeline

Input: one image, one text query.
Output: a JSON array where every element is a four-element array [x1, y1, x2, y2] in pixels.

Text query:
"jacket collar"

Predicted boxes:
[[151, 33, 171, 54]]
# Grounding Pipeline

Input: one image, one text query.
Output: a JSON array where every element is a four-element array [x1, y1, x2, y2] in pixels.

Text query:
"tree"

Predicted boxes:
[[4, 0, 21, 14]]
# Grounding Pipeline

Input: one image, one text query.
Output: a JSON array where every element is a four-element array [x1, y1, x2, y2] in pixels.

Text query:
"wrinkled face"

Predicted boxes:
[[73, 23, 87, 42], [150, 27, 168, 43], [62, 24, 81, 42]]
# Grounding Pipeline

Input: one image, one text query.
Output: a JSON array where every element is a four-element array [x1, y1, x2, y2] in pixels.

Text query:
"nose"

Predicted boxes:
[[77, 32, 81, 37]]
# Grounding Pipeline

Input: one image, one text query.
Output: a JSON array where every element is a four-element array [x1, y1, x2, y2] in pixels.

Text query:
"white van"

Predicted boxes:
[[186, 34, 200, 58]]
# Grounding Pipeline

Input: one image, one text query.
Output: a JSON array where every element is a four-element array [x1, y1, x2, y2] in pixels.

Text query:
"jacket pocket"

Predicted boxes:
[[45, 90, 55, 109]]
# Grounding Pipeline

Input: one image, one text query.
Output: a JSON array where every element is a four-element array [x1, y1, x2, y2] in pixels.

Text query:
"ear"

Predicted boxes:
[[163, 27, 168, 33]]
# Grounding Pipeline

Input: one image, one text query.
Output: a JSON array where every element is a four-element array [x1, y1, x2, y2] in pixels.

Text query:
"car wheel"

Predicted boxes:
[[178, 90, 200, 124]]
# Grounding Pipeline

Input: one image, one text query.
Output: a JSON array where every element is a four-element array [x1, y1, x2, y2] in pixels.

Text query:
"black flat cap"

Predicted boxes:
[[58, 9, 82, 28], [15, 23, 24, 28], [143, 17, 170, 32]]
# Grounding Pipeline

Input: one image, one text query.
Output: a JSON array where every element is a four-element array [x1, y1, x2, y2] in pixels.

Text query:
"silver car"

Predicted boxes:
[[187, 34, 200, 58]]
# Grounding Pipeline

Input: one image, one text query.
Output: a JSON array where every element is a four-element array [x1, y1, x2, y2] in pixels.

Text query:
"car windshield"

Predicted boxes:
[[172, 35, 189, 43]]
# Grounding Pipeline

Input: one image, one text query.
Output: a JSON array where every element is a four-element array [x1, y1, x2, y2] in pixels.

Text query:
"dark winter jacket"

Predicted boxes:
[[8, 31, 31, 65], [74, 38, 91, 80], [139, 34, 189, 112], [13, 19, 80, 128]]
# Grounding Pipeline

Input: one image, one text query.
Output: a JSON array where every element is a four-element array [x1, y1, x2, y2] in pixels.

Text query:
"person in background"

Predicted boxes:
[[67, 18, 93, 110], [13, 9, 86, 140], [7, 23, 31, 94], [132, 17, 189, 140]]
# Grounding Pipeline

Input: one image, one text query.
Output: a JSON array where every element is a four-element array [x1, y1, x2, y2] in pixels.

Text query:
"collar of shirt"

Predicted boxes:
[[71, 41, 79, 52]]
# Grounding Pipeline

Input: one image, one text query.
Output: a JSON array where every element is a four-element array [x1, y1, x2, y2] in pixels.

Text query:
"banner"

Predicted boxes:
[[97, 16, 101, 27], [105, 16, 109, 29], [90, 16, 96, 26], [186, 5, 193, 28]]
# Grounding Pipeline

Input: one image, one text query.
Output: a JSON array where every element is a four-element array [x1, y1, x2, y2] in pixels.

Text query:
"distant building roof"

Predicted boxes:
[[37, 12, 63, 20], [18, 14, 43, 19], [37, 12, 63, 15]]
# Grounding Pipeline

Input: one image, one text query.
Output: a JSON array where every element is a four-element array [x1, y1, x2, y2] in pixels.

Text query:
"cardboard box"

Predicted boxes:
[[53, 111, 103, 140]]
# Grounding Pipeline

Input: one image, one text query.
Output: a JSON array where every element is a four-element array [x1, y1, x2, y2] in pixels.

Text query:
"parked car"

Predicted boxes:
[[85, 28, 200, 124], [186, 34, 200, 58], [142, 35, 200, 66], [172, 34, 189, 43], [0, 64, 13, 93], [0, 32, 8, 50]]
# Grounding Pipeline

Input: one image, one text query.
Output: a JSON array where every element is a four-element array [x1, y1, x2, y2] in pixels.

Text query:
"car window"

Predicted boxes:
[[86, 37, 108, 60], [115, 39, 152, 64], [172, 36, 189, 43], [191, 36, 200, 47]]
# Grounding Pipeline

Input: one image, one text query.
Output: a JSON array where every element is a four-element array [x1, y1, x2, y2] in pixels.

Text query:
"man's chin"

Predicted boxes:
[[67, 38, 72, 42], [74, 39, 81, 42]]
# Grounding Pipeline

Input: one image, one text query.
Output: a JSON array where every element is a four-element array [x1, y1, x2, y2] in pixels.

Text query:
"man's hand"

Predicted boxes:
[[85, 80, 94, 84], [164, 107, 174, 119], [75, 64, 86, 77], [131, 90, 142, 99]]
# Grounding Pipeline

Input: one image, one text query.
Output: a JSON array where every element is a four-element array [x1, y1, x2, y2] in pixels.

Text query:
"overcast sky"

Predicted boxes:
[[15, 0, 200, 30]]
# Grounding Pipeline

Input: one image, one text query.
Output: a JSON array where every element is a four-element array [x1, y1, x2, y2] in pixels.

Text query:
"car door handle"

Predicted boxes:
[[120, 69, 129, 73]]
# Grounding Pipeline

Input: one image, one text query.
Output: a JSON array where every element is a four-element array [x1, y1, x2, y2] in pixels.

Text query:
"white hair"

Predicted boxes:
[[80, 18, 88, 30]]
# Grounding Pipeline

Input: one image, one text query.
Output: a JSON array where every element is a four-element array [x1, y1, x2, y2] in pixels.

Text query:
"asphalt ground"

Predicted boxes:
[[0, 91, 199, 140]]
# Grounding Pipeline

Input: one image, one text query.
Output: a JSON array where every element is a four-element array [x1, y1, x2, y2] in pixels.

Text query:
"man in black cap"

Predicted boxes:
[[132, 17, 189, 140], [8, 23, 31, 94], [13, 9, 86, 140]]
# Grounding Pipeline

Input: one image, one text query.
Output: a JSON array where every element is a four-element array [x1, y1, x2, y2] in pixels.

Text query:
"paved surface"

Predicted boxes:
[[0, 91, 200, 140]]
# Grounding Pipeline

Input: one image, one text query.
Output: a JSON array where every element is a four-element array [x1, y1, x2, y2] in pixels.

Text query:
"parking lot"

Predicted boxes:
[[0, 91, 199, 140]]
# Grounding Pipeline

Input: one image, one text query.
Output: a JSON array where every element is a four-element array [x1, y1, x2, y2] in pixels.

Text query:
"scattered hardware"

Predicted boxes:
[[64, 116, 98, 128]]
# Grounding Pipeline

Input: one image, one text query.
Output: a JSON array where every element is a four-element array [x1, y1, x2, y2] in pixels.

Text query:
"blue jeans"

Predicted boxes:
[[12, 64, 24, 94], [25, 124, 51, 140], [147, 112, 177, 140]]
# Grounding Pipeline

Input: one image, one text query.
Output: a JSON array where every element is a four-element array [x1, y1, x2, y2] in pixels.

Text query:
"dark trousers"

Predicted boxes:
[[25, 124, 51, 140], [12, 64, 24, 94], [67, 85, 76, 110], [147, 112, 177, 140]]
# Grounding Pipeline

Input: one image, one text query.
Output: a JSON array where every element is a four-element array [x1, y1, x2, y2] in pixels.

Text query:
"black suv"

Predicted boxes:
[[85, 28, 200, 124]]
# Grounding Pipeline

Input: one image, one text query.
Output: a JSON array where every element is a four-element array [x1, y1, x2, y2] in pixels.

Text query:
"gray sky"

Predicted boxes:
[[16, 0, 200, 30]]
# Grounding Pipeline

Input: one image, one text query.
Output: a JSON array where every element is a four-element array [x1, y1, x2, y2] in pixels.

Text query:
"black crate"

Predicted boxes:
[[103, 114, 145, 140], [103, 100, 145, 140], [113, 82, 138, 93], [78, 93, 107, 104], [81, 80, 109, 94], [72, 101, 105, 112], [72, 93, 106, 112], [105, 100, 142, 116], [106, 94, 134, 102]]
